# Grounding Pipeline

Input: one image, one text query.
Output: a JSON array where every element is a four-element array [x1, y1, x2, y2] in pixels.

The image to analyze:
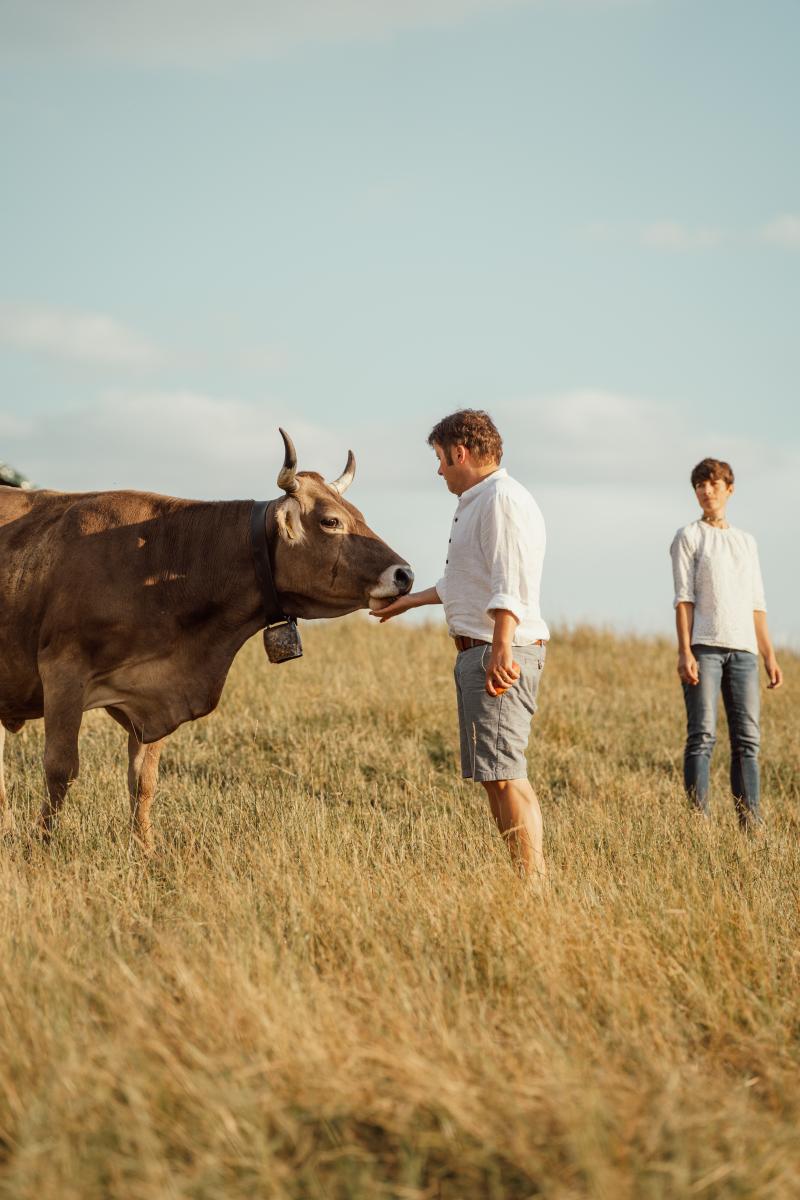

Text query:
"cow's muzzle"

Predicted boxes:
[[370, 563, 415, 603], [392, 566, 414, 593]]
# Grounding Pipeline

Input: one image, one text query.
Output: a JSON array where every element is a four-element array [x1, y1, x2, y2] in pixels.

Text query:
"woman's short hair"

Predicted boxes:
[[427, 409, 503, 466], [691, 457, 734, 488]]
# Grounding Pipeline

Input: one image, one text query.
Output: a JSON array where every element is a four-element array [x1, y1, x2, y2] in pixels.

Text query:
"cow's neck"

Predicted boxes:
[[161, 498, 267, 638], [250, 499, 289, 628]]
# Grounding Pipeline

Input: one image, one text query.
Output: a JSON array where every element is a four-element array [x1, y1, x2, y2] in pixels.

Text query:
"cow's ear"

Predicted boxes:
[[274, 496, 305, 545]]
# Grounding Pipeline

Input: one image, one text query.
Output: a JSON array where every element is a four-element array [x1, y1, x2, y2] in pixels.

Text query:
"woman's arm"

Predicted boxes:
[[675, 601, 699, 685], [754, 610, 783, 689]]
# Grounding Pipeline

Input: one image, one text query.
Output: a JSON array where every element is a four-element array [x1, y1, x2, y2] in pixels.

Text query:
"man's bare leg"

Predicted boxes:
[[482, 778, 546, 887]]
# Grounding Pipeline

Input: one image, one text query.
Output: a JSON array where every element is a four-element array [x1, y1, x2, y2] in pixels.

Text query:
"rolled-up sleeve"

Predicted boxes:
[[480, 494, 537, 624], [670, 530, 695, 607]]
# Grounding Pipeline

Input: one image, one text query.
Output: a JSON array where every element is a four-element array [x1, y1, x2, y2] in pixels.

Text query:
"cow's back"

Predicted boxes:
[[1, 487, 163, 614], [0, 487, 255, 727]]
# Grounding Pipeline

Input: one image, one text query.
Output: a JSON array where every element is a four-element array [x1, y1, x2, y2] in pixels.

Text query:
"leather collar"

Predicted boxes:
[[249, 499, 290, 628]]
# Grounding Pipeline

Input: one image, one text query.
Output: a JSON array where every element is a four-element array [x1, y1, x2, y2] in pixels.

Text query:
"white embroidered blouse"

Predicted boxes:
[[670, 520, 766, 654]]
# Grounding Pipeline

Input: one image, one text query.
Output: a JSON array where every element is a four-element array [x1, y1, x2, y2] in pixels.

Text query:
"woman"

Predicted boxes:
[[670, 457, 782, 829]]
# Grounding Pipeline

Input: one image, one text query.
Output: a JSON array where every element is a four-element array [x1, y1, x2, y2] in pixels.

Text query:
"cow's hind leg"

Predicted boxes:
[[127, 733, 164, 852], [40, 677, 84, 840], [0, 724, 13, 834]]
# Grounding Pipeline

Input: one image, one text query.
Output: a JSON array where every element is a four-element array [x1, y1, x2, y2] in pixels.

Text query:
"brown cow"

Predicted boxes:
[[0, 430, 413, 848]]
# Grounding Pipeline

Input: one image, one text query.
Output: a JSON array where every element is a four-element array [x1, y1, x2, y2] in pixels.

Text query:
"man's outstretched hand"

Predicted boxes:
[[369, 594, 414, 623], [370, 586, 442, 624]]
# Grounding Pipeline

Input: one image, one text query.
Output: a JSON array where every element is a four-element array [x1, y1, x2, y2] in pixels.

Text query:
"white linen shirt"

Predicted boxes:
[[435, 468, 549, 646], [670, 520, 766, 655]]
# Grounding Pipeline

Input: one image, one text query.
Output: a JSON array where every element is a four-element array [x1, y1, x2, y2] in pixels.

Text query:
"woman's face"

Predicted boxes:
[[694, 475, 733, 518]]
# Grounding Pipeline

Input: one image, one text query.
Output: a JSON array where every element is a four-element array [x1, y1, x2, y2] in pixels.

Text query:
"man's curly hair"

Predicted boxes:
[[427, 409, 503, 466]]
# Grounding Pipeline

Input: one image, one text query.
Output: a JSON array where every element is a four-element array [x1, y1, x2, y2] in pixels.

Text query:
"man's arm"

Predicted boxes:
[[486, 608, 521, 696], [369, 585, 442, 623], [754, 610, 783, 689], [675, 601, 699, 685], [481, 494, 539, 695]]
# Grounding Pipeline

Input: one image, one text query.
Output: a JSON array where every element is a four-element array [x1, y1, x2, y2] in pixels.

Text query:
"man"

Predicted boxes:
[[671, 457, 782, 829], [371, 410, 549, 884]]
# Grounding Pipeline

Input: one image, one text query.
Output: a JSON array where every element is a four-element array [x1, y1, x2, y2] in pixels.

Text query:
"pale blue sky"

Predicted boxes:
[[1, 0, 798, 642]]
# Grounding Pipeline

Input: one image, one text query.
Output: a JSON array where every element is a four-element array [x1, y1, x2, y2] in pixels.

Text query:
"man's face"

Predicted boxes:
[[694, 475, 733, 517], [433, 442, 467, 495]]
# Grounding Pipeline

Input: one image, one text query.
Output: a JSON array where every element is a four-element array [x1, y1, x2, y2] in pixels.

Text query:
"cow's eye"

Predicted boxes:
[[321, 517, 342, 530]]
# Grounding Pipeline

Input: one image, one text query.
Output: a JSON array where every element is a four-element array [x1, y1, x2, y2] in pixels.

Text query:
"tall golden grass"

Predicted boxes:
[[0, 621, 798, 1199]]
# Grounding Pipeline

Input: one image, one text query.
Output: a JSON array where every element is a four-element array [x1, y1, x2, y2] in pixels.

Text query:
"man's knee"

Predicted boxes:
[[482, 777, 520, 796], [482, 778, 506, 792], [482, 777, 535, 807]]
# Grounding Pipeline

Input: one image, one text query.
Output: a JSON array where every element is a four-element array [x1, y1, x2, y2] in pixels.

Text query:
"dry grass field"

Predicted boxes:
[[0, 621, 798, 1199]]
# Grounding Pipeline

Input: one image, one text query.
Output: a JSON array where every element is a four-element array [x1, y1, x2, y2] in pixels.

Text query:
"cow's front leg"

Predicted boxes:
[[127, 733, 164, 852], [40, 677, 84, 840], [0, 724, 14, 835]]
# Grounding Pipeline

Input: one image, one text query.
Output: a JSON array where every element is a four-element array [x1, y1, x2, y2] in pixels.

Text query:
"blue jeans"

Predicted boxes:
[[682, 645, 761, 824]]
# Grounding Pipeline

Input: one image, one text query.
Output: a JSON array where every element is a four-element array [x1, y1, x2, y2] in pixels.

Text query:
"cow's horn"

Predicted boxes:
[[331, 450, 356, 495], [277, 427, 299, 494]]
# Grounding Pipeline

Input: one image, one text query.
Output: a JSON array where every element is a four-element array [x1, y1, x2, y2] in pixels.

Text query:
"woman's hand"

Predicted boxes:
[[764, 655, 783, 689], [677, 651, 699, 685]]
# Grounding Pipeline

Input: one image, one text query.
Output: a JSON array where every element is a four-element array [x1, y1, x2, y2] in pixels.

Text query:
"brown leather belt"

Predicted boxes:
[[453, 635, 544, 653]]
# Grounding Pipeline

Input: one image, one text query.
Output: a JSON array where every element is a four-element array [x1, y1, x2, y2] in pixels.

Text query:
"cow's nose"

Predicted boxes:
[[393, 566, 414, 594]]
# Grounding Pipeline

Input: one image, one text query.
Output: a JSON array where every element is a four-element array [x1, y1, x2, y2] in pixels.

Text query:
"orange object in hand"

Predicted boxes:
[[487, 662, 520, 696]]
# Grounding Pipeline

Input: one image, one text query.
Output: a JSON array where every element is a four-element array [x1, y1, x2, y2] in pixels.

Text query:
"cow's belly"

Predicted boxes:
[[0, 677, 225, 744], [84, 661, 228, 743], [84, 692, 128, 712], [0, 629, 243, 744]]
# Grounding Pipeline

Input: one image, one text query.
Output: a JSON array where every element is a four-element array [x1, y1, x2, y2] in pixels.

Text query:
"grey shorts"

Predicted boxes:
[[454, 642, 546, 782]]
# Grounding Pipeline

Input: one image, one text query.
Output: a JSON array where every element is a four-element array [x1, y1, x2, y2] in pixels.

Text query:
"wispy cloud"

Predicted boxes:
[[1, 0, 645, 66], [494, 388, 797, 490], [497, 389, 680, 484], [0, 302, 161, 368], [582, 220, 725, 250], [4, 385, 793, 499], [1, 0, 537, 66], [759, 214, 800, 249], [0, 390, 356, 496], [639, 221, 724, 250], [585, 217, 800, 252]]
